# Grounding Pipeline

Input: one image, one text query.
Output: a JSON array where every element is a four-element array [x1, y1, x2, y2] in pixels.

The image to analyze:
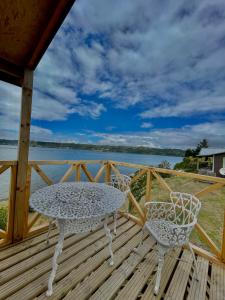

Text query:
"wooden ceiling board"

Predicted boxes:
[[0, 0, 75, 86]]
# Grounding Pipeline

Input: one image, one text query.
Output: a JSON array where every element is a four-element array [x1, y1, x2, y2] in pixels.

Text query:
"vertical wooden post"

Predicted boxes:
[[105, 162, 111, 183], [24, 165, 32, 235], [13, 69, 33, 242], [75, 164, 81, 181], [6, 165, 17, 243], [196, 158, 199, 171], [221, 209, 225, 262], [145, 169, 153, 202]]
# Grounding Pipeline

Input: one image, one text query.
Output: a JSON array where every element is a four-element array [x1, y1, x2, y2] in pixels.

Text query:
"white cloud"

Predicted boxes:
[[61, 0, 225, 115], [86, 120, 225, 149], [70, 101, 106, 119], [140, 95, 225, 119], [1, 0, 225, 148], [141, 122, 153, 129]]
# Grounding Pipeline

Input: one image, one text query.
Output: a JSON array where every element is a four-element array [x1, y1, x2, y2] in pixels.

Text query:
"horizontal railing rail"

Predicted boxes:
[[0, 159, 225, 265]]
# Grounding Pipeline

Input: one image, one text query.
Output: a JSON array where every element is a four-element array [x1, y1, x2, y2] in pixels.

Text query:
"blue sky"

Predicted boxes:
[[1, 0, 225, 149]]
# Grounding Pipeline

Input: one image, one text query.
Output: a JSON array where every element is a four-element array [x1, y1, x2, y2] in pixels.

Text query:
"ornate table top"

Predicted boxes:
[[30, 182, 125, 220]]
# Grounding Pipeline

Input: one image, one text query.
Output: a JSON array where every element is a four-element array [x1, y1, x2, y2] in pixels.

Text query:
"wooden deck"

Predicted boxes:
[[0, 217, 224, 300]]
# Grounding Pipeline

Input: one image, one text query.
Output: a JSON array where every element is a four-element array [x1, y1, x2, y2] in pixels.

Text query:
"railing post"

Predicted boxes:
[[105, 161, 111, 183], [6, 165, 17, 243], [75, 164, 81, 181], [24, 165, 32, 235], [145, 169, 153, 202], [221, 209, 225, 262], [13, 69, 33, 242]]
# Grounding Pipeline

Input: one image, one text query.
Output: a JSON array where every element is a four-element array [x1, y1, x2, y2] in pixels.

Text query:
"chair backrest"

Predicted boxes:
[[169, 192, 201, 225], [108, 174, 131, 194]]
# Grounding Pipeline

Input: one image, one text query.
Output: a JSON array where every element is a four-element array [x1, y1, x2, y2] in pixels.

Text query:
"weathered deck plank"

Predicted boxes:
[[0, 218, 128, 299], [187, 256, 209, 300], [67, 238, 155, 300], [210, 263, 225, 300], [0, 217, 224, 300], [113, 250, 157, 300], [164, 250, 193, 299], [140, 249, 181, 300]]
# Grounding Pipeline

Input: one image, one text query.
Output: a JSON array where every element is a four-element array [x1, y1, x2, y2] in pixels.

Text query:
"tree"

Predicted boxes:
[[195, 139, 209, 156], [185, 148, 195, 157], [199, 139, 208, 148]]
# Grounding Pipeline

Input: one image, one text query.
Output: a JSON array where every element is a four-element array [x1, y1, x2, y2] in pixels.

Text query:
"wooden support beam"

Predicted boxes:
[[110, 163, 122, 178], [153, 167, 225, 184], [60, 165, 74, 183], [145, 170, 152, 202], [0, 165, 10, 175], [26, 223, 49, 238], [94, 165, 105, 182], [32, 164, 53, 186], [29, 160, 105, 165], [151, 169, 172, 193], [128, 192, 145, 221], [81, 164, 95, 182], [27, 212, 41, 232], [75, 164, 81, 181], [6, 165, 17, 242], [195, 223, 221, 259], [221, 209, 225, 262], [130, 168, 147, 184], [0, 229, 6, 239], [185, 243, 223, 266], [13, 69, 33, 242], [109, 160, 148, 170], [119, 210, 143, 226], [105, 162, 111, 183], [24, 165, 32, 235], [0, 161, 17, 166], [195, 182, 224, 198]]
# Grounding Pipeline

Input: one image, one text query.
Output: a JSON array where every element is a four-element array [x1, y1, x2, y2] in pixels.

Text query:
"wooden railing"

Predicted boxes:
[[0, 159, 225, 266]]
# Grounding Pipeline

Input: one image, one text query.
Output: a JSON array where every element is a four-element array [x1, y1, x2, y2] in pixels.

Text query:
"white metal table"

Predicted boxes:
[[30, 181, 126, 296]]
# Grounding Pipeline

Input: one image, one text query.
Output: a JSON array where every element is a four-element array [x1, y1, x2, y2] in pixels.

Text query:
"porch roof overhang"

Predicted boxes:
[[0, 0, 75, 87], [197, 148, 225, 157]]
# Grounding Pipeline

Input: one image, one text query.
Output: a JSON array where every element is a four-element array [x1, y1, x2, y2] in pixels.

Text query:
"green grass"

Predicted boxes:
[[0, 203, 8, 231], [0, 200, 49, 232]]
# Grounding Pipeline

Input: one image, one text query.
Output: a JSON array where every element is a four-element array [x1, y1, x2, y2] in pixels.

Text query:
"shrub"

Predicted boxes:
[[0, 206, 8, 231], [158, 160, 171, 169], [157, 160, 171, 178], [174, 157, 198, 172]]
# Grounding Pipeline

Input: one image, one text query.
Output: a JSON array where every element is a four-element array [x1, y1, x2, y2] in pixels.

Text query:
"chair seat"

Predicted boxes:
[[145, 219, 178, 247]]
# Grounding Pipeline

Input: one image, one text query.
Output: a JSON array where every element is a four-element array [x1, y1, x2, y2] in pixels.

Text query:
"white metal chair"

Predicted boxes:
[[142, 192, 201, 295], [107, 174, 131, 234]]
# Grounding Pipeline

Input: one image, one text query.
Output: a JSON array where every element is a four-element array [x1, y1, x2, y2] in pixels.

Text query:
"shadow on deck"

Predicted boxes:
[[0, 217, 224, 300]]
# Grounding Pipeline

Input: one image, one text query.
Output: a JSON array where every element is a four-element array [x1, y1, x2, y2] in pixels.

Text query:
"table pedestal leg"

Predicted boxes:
[[46, 218, 54, 245], [114, 210, 118, 235], [46, 225, 64, 296], [104, 216, 114, 266]]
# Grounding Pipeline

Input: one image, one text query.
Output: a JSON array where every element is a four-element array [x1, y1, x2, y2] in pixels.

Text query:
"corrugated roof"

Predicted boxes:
[[0, 0, 76, 86], [198, 148, 225, 156]]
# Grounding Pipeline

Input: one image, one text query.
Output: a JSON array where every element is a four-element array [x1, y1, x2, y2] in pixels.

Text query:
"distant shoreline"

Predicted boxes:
[[0, 139, 185, 157]]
